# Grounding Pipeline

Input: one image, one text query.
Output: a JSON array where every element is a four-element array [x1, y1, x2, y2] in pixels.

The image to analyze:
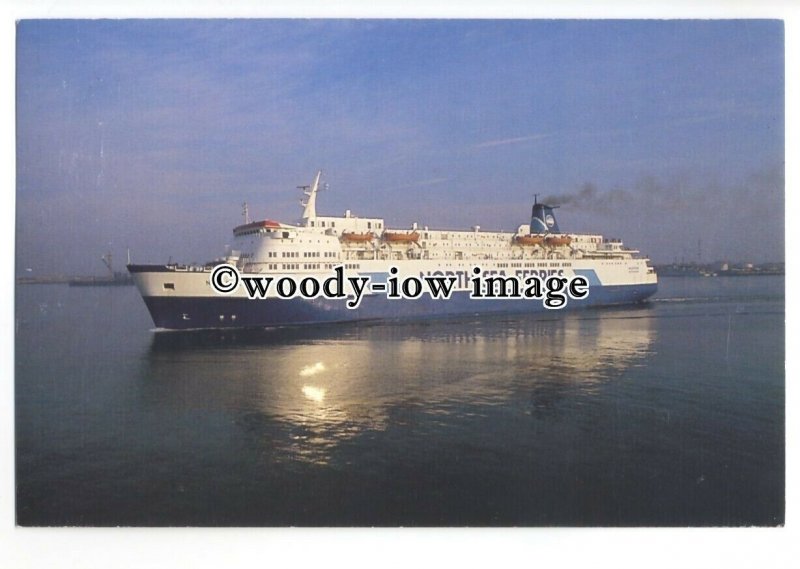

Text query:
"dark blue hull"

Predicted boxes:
[[142, 283, 658, 330]]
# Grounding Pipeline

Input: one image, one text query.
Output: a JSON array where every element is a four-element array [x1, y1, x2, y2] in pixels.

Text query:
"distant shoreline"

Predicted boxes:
[[17, 271, 785, 285], [657, 271, 784, 278], [17, 276, 134, 286]]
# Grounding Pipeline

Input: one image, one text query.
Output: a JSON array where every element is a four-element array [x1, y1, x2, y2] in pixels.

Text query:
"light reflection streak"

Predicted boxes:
[[299, 362, 326, 377], [144, 309, 657, 466], [301, 385, 326, 403]]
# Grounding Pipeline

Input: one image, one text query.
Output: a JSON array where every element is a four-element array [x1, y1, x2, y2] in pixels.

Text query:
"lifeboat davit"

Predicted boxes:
[[382, 231, 420, 243], [513, 234, 545, 246], [340, 231, 374, 243], [545, 235, 572, 247]]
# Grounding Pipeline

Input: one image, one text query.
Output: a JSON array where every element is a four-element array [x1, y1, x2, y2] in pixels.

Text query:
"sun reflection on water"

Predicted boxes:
[[301, 385, 327, 403], [145, 310, 657, 467], [299, 362, 326, 377]]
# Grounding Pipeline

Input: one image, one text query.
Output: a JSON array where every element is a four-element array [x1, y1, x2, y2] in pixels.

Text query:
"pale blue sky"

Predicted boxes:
[[16, 20, 784, 273]]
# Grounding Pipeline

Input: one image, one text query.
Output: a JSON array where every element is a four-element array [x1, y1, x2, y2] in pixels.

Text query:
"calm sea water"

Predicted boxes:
[[15, 276, 784, 526]]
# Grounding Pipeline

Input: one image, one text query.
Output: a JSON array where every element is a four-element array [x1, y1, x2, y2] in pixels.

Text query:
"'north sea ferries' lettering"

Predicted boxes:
[[420, 268, 566, 290]]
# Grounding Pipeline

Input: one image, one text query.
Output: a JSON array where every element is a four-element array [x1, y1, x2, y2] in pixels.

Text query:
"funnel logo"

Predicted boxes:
[[545, 214, 555, 228]]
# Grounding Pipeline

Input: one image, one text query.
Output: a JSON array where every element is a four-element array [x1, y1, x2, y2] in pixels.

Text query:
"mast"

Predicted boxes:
[[300, 170, 322, 223]]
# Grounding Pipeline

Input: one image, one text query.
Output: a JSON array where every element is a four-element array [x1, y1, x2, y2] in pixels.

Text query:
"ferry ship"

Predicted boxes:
[[128, 172, 657, 330]]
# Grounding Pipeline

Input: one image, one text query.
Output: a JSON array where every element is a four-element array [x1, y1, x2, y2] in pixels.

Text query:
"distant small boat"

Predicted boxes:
[[382, 231, 420, 243]]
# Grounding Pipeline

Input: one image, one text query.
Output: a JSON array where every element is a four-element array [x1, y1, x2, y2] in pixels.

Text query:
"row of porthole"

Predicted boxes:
[[219, 314, 237, 321]]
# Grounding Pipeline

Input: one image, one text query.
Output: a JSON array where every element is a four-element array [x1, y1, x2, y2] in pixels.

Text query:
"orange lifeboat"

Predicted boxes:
[[340, 231, 374, 243], [513, 234, 545, 246], [545, 235, 572, 247], [382, 231, 420, 243]]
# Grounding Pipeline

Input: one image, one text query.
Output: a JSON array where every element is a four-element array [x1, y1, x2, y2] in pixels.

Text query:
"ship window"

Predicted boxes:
[[163, 283, 175, 290], [321, 221, 326, 227], [283, 231, 289, 238], [311, 221, 315, 227], [332, 222, 336, 227]]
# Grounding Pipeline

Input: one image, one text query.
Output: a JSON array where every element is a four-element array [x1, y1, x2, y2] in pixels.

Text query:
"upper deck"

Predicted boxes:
[[224, 171, 648, 273]]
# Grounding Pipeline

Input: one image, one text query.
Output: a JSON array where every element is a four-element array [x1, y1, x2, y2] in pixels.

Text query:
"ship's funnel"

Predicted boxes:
[[530, 201, 560, 234]]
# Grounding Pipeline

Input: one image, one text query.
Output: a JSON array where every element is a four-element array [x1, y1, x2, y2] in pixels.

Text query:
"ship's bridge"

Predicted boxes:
[[303, 210, 385, 235], [230, 217, 342, 273]]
